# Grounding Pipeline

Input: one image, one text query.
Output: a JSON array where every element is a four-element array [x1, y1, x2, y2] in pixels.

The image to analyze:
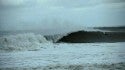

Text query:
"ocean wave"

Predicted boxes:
[[0, 33, 50, 51]]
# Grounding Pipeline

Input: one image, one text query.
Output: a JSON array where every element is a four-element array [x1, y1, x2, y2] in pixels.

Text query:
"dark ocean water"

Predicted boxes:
[[0, 28, 94, 37], [0, 30, 50, 37], [0, 30, 69, 37], [0, 27, 124, 37]]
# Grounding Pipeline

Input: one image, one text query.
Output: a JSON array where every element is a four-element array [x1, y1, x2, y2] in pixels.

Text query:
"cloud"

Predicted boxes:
[[0, 0, 125, 8], [0, 0, 26, 6], [0, 0, 125, 31], [35, 0, 125, 7]]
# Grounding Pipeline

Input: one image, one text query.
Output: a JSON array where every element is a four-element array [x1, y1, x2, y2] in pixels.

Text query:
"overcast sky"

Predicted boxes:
[[0, 0, 125, 31]]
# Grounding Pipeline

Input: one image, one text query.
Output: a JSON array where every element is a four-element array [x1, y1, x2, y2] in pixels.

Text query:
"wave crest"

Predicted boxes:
[[0, 33, 49, 51]]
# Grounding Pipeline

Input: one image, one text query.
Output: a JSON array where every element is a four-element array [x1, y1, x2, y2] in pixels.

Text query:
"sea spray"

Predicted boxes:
[[0, 33, 49, 51]]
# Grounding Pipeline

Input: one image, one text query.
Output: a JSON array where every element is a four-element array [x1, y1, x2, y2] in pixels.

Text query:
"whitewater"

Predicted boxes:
[[0, 33, 50, 52], [0, 33, 125, 70]]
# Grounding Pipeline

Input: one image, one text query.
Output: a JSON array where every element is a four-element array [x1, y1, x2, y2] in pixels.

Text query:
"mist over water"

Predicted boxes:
[[0, 0, 125, 31]]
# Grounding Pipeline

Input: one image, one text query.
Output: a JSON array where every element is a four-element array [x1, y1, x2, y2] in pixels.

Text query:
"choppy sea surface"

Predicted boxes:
[[0, 28, 110, 37]]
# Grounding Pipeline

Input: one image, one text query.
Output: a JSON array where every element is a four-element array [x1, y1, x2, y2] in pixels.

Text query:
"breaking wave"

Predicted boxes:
[[0, 33, 50, 52], [44, 34, 66, 43]]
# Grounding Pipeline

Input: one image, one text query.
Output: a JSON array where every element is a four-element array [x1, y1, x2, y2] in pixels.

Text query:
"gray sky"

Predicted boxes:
[[0, 0, 125, 31]]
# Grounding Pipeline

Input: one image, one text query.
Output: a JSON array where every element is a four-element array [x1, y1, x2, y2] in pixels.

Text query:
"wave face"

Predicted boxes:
[[0, 33, 49, 51], [44, 34, 66, 43]]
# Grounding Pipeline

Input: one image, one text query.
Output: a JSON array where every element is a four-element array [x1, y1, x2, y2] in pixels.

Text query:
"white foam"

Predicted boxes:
[[0, 33, 49, 51]]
